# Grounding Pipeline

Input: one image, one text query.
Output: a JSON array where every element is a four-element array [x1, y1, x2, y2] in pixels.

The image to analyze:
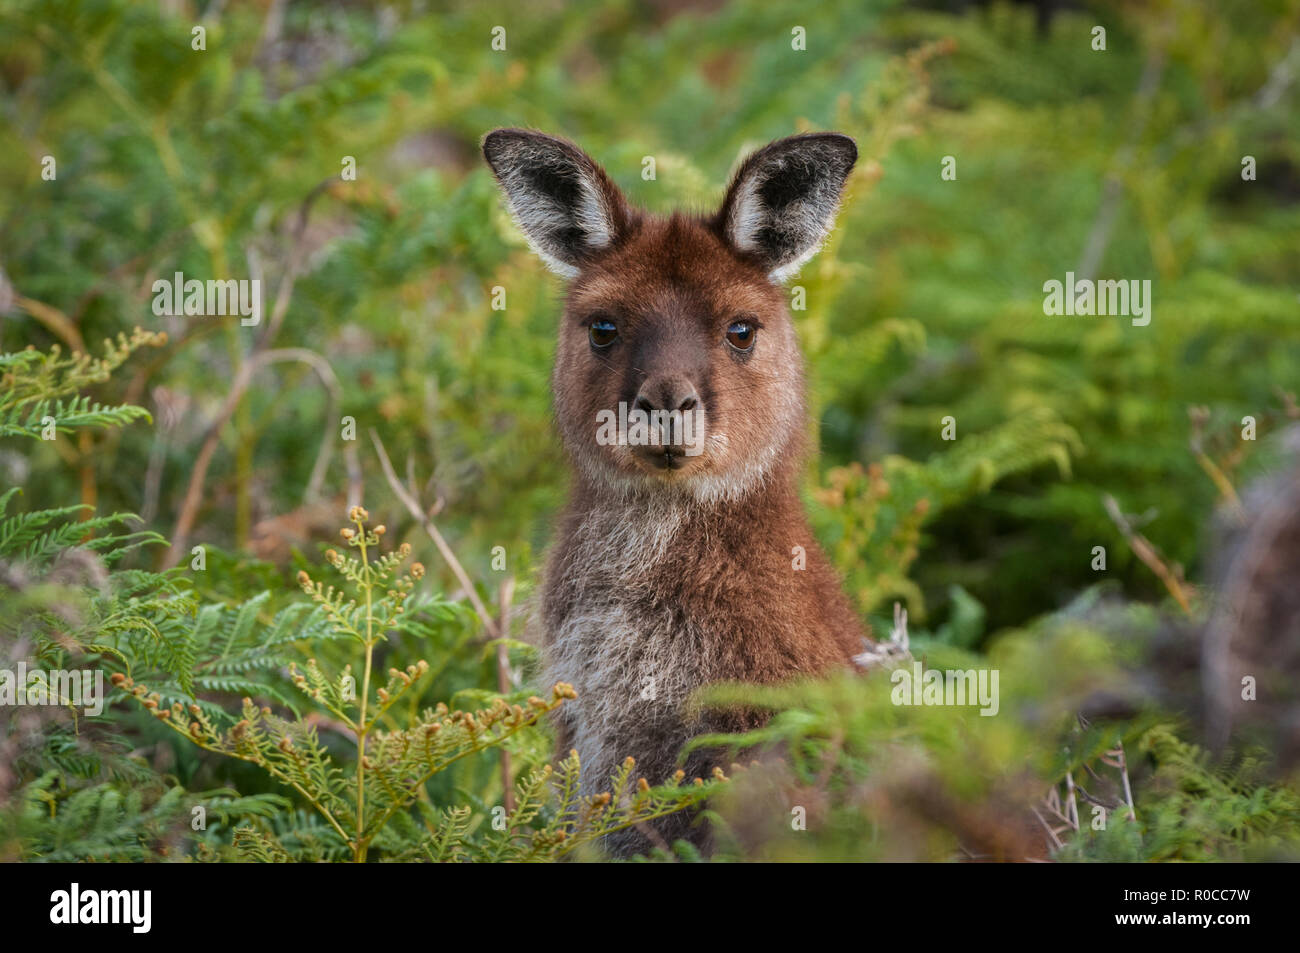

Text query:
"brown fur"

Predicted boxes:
[[482, 130, 867, 853]]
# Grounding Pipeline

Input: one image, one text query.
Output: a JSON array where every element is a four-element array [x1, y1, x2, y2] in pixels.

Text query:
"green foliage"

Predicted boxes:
[[0, 483, 197, 693], [6, 0, 1295, 625], [1119, 727, 1300, 862], [0, 339, 257, 861], [0, 490, 159, 569], [3, 0, 1299, 864], [0, 329, 164, 439], [812, 402, 1082, 620], [0, 341, 713, 861], [695, 603, 1300, 862], [14, 772, 188, 862], [115, 507, 716, 862]]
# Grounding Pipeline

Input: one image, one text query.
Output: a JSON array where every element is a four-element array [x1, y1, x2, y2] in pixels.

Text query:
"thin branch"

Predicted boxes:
[[15, 296, 84, 352], [1031, 806, 1065, 852], [1156, 35, 1300, 163], [369, 428, 500, 640], [497, 575, 516, 813], [162, 178, 332, 565], [1102, 494, 1193, 615], [1109, 742, 1137, 823], [1076, 44, 1168, 281], [254, 179, 333, 351], [166, 347, 343, 566]]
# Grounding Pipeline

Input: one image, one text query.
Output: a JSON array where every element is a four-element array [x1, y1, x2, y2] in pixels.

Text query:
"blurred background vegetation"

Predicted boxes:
[[1, 0, 1298, 861]]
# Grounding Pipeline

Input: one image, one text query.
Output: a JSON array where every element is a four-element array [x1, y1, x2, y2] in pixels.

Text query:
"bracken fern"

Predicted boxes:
[[116, 507, 720, 861]]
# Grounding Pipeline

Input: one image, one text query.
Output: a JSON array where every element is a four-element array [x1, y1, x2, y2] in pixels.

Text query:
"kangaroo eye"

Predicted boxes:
[[589, 318, 618, 348], [726, 321, 756, 351]]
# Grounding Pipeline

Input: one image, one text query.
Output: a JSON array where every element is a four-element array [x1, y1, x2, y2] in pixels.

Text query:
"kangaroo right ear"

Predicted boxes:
[[482, 129, 630, 278], [717, 132, 857, 282]]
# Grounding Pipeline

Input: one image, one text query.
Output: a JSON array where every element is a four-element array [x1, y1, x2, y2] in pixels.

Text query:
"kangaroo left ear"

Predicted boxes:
[[482, 128, 630, 279], [715, 132, 857, 282]]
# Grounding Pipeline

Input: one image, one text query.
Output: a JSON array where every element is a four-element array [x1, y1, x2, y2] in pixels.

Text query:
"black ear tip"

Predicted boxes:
[[481, 127, 544, 166], [815, 132, 858, 167], [481, 128, 518, 167], [763, 131, 857, 172], [482, 128, 584, 173]]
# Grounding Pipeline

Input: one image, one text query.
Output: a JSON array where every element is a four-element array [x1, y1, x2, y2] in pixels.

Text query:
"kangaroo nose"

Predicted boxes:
[[633, 379, 701, 451], [634, 380, 699, 415]]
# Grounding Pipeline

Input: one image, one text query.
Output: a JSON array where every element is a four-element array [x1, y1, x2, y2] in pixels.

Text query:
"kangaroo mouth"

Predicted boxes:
[[636, 446, 691, 472]]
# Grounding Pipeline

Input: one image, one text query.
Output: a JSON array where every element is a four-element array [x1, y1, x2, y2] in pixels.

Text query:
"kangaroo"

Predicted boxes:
[[482, 129, 868, 852]]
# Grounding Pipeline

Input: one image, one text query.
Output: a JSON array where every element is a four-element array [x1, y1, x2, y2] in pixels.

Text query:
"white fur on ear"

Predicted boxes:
[[727, 174, 827, 282], [720, 133, 857, 282], [483, 130, 624, 277]]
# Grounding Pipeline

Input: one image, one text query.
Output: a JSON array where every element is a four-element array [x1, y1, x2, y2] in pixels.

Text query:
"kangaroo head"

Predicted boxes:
[[482, 129, 856, 503]]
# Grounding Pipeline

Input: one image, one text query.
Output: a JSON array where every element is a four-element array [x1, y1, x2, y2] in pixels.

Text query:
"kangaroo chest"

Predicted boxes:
[[539, 499, 808, 787], [541, 504, 717, 782]]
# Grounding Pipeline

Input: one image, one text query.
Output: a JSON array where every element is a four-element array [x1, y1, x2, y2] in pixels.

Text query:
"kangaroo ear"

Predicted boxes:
[[482, 129, 629, 278], [717, 132, 857, 281]]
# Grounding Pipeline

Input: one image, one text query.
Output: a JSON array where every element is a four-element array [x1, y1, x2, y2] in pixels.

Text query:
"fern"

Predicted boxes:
[[0, 331, 164, 440], [116, 506, 719, 861], [11, 773, 185, 863]]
